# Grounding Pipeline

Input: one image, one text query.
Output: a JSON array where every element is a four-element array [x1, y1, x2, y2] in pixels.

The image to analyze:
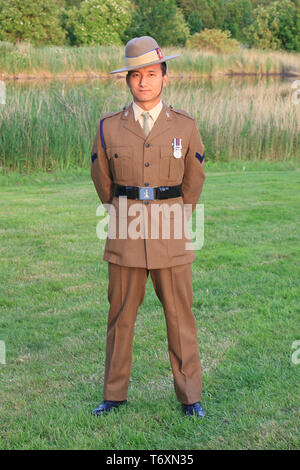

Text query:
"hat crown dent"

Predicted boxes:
[[125, 36, 159, 58]]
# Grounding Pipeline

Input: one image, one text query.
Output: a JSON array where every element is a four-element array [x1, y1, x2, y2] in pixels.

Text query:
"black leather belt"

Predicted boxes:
[[114, 184, 182, 200]]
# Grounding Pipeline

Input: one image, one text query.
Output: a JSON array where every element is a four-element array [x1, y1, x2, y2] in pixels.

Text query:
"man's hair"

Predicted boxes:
[[126, 62, 167, 80]]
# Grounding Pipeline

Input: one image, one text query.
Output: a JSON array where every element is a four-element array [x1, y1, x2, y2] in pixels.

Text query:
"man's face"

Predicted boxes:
[[126, 63, 168, 109]]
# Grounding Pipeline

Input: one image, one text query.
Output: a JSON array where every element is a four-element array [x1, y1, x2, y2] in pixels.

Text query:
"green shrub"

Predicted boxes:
[[187, 28, 241, 53]]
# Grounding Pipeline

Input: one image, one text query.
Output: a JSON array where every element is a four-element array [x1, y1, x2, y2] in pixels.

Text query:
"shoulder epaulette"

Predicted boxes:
[[100, 109, 123, 121], [170, 106, 194, 120]]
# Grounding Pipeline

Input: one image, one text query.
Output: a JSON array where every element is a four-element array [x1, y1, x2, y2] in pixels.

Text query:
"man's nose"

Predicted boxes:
[[139, 76, 147, 86]]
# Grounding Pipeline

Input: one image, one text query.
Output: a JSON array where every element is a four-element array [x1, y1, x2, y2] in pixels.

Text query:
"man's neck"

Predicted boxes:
[[133, 99, 162, 111]]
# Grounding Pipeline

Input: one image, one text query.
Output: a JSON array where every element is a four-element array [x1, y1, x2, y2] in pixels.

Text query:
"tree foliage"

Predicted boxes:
[[0, 0, 299, 51], [0, 0, 66, 45], [64, 0, 132, 45], [222, 0, 253, 42], [244, 0, 300, 51], [124, 0, 189, 46], [187, 10, 203, 34], [178, 0, 215, 29]]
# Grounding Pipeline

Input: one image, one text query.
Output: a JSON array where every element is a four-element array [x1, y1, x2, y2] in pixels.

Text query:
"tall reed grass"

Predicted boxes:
[[0, 77, 299, 173], [0, 41, 300, 78]]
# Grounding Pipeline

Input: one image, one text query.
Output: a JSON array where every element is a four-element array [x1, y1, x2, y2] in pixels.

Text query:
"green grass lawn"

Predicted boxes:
[[0, 164, 299, 450]]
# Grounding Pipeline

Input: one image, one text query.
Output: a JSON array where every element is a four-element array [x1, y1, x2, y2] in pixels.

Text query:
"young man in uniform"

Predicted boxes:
[[90, 36, 206, 418]]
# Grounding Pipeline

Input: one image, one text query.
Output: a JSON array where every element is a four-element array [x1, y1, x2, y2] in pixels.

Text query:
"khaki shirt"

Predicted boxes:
[[91, 102, 206, 269]]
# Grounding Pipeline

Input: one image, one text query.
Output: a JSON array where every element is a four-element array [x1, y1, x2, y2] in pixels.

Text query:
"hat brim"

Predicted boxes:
[[109, 54, 180, 74]]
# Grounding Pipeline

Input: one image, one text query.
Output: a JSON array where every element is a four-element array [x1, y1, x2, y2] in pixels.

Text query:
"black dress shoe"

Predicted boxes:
[[182, 402, 205, 418], [92, 400, 128, 416]]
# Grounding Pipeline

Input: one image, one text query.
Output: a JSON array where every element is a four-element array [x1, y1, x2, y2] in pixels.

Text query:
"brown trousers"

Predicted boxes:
[[103, 262, 202, 405]]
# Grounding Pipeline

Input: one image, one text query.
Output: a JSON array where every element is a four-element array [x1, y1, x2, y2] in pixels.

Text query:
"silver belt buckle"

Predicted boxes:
[[138, 186, 155, 200]]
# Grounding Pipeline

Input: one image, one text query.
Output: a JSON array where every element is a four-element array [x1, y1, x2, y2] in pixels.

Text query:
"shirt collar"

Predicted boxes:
[[132, 100, 163, 123]]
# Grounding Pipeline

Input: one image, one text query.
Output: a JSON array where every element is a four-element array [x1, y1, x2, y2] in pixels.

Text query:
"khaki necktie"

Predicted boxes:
[[141, 111, 153, 137]]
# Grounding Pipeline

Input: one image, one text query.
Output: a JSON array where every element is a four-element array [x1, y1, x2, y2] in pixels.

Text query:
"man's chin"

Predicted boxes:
[[134, 93, 161, 103], [135, 95, 151, 102]]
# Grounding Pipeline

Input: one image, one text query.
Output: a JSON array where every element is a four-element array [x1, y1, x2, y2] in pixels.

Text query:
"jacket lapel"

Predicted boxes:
[[121, 104, 145, 140], [147, 102, 172, 142]]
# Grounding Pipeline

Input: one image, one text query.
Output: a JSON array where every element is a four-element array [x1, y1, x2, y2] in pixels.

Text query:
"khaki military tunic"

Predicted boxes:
[[91, 102, 206, 269]]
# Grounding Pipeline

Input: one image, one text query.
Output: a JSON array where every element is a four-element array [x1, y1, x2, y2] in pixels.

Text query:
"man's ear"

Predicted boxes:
[[163, 73, 168, 88]]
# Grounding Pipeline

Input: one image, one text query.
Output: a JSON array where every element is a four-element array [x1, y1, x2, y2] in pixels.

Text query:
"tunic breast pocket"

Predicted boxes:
[[159, 145, 186, 184], [107, 146, 133, 183]]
